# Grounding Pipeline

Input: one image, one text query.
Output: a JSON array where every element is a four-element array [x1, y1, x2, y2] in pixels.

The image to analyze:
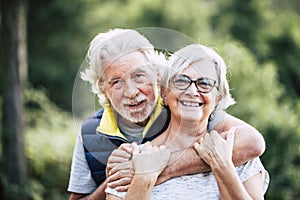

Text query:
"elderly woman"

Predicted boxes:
[[105, 44, 269, 199]]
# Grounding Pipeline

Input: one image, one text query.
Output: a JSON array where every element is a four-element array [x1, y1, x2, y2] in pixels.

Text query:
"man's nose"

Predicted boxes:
[[124, 80, 139, 98]]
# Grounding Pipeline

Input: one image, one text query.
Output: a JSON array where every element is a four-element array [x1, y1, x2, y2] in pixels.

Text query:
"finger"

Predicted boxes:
[[193, 142, 200, 152], [110, 149, 132, 160], [119, 143, 134, 154], [193, 142, 203, 155], [153, 146, 159, 151], [106, 162, 117, 172], [107, 168, 134, 184], [108, 177, 132, 189], [227, 127, 235, 146], [202, 133, 213, 149], [159, 145, 166, 150], [227, 127, 237, 137], [142, 142, 153, 153], [194, 142, 209, 159], [109, 161, 133, 176], [132, 142, 139, 154], [198, 136, 204, 144], [108, 155, 130, 164], [210, 130, 221, 145], [115, 184, 130, 192]]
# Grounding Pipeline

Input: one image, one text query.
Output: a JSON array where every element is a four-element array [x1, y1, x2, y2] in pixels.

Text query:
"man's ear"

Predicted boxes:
[[157, 72, 162, 84], [98, 79, 106, 93]]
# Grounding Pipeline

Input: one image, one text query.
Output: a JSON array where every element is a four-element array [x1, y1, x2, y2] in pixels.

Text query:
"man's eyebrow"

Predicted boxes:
[[133, 68, 147, 73]]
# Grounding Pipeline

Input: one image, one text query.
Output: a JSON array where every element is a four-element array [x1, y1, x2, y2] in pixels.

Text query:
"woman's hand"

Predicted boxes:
[[193, 128, 236, 170], [132, 142, 171, 178]]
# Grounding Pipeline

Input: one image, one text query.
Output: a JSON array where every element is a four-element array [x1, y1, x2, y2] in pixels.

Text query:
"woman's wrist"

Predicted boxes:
[[134, 173, 158, 184], [211, 160, 235, 175]]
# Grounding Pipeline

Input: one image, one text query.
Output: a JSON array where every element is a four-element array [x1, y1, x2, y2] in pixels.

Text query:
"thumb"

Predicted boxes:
[[132, 142, 140, 154], [227, 127, 236, 146]]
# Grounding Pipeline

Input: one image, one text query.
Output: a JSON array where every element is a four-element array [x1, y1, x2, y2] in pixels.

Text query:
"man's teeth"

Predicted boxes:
[[127, 101, 143, 106], [181, 101, 203, 107]]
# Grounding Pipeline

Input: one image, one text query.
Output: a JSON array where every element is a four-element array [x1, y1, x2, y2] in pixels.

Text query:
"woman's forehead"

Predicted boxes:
[[182, 60, 218, 79]]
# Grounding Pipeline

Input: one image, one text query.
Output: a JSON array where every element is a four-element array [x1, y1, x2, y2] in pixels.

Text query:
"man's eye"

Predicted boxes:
[[112, 80, 121, 85], [133, 73, 147, 83], [109, 79, 123, 88]]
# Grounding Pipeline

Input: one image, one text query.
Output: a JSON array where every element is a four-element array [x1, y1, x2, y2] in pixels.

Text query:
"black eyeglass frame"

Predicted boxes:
[[172, 74, 218, 93]]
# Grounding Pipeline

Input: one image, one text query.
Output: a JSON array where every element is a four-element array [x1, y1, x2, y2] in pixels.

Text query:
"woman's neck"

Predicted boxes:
[[162, 118, 208, 152]]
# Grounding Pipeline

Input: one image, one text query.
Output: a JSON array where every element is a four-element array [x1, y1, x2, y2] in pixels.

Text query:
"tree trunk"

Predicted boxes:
[[1, 0, 28, 199]]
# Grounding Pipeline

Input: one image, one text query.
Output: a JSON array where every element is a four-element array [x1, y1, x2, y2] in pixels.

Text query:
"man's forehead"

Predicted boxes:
[[104, 61, 155, 79], [112, 50, 148, 64]]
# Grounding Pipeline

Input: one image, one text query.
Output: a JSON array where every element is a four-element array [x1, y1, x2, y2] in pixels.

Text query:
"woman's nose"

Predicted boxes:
[[186, 82, 200, 96]]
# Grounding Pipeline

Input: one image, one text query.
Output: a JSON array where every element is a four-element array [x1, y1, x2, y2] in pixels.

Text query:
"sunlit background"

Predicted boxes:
[[1, 0, 300, 199]]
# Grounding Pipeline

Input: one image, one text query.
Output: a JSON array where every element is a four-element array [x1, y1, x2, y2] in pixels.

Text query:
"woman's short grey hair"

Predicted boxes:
[[80, 28, 167, 105], [162, 44, 235, 111]]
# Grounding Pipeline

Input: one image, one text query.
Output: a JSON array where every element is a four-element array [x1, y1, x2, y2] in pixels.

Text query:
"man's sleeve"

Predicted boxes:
[[67, 136, 97, 194]]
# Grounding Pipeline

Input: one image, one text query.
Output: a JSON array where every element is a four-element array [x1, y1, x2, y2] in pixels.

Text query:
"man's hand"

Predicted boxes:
[[106, 143, 133, 176], [106, 143, 135, 192]]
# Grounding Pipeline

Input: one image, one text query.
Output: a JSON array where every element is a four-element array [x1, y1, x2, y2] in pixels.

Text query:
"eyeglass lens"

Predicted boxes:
[[173, 75, 216, 93]]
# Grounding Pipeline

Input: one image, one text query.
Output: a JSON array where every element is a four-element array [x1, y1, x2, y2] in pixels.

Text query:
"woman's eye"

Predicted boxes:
[[198, 80, 213, 88], [135, 73, 145, 78]]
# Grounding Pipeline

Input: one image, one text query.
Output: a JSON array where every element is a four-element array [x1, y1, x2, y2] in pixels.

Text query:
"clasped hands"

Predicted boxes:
[[106, 127, 236, 192], [106, 142, 170, 192]]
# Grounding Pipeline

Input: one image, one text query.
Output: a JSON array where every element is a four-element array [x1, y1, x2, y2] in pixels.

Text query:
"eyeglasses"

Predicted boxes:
[[172, 74, 218, 93]]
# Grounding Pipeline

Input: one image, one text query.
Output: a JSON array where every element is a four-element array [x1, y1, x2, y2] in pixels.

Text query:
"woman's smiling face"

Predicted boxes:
[[165, 59, 219, 124]]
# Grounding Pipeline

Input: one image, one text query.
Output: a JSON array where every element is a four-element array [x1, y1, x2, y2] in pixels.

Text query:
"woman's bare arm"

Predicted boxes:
[[156, 113, 265, 184]]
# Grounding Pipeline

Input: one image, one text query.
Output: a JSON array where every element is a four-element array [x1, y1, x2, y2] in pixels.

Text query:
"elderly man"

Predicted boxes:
[[68, 28, 265, 200]]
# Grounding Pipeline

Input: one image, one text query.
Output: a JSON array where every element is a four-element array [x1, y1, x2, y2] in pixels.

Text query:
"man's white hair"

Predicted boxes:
[[80, 28, 167, 105]]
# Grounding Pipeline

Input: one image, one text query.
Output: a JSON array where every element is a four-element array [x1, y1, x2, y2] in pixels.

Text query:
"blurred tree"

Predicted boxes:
[[211, 0, 266, 60], [0, 0, 298, 199], [221, 41, 300, 199], [27, 0, 89, 110], [0, 0, 28, 199], [268, 31, 300, 98], [24, 88, 76, 199]]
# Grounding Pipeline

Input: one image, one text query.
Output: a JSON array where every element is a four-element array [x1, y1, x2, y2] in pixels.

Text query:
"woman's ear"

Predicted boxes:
[[160, 85, 169, 106], [216, 94, 222, 102]]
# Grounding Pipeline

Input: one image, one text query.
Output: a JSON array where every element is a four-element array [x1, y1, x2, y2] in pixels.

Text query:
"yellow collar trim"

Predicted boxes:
[[96, 97, 163, 140]]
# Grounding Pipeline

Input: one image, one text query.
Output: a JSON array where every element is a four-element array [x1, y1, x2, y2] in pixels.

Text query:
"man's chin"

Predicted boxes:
[[121, 106, 155, 124], [125, 111, 150, 124]]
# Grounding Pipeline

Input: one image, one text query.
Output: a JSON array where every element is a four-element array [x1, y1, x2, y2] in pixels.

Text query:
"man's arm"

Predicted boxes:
[[156, 148, 209, 184], [69, 180, 107, 200], [68, 135, 108, 200], [156, 113, 265, 184]]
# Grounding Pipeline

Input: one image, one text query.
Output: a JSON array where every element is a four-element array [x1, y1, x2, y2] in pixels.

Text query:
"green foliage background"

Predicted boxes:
[[1, 0, 300, 199]]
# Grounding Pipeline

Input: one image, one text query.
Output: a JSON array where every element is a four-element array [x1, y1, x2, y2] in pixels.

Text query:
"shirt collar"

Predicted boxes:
[[96, 97, 163, 140]]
